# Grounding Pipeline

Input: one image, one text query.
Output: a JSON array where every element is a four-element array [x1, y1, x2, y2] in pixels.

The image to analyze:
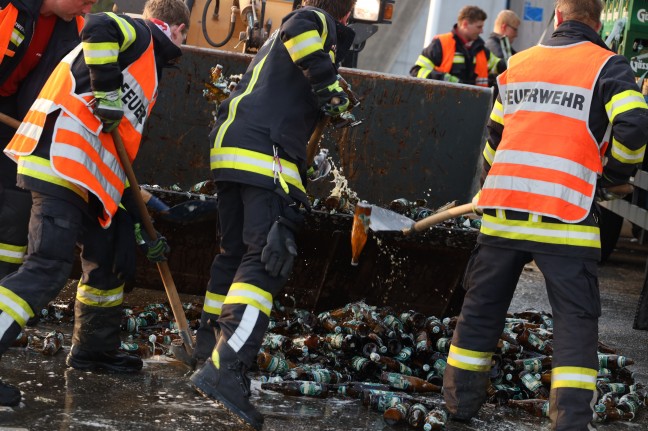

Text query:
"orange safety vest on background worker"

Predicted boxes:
[[434, 33, 489, 86], [478, 43, 615, 222], [5, 41, 157, 227]]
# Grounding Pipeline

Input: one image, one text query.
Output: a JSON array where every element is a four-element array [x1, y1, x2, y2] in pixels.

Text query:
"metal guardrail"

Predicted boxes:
[[599, 169, 648, 230]]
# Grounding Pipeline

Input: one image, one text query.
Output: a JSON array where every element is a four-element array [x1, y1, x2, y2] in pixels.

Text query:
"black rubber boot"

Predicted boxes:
[[443, 365, 490, 422], [66, 345, 143, 372], [0, 379, 20, 406], [191, 318, 220, 370], [190, 338, 263, 430]]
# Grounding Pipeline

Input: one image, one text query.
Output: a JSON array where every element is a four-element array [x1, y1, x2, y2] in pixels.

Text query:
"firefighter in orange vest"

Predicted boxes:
[[443, 1, 648, 429], [0, 0, 90, 408], [0, 0, 89, 280], [0, 0, 189, 407], [410, 5, 505, 87]]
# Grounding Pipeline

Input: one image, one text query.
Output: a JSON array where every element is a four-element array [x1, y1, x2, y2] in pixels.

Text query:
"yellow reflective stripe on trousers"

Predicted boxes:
[[481, 213, 600, 247], [0, 285, 34, 327], [610, 137, 645, 164], [76, 283, 124, 307], [18, 155, 89, 200], [551, 366, 597, 390], [203, 291, 226, 315], [0, 243, 26, 264], [213, 37, 275, 149], [447, 344, 492, 372], [210, 146, 306, 194], [224, 282, 273, 317]]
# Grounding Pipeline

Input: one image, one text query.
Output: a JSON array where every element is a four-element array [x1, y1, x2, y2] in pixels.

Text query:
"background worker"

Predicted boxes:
[[189, 0, 355, 429], [0, 0, 91, 407], [485, 9, 521, 62], [410, 5, 505, 87], [0, 0, 188, 407], [0, 0, 91, 279], [443, 1, 648, 430]]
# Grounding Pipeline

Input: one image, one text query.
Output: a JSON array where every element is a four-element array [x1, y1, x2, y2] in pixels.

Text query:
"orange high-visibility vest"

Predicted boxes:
[[0, 6, 83, 60], [434, 32, 489, 87], [5, 40, 158, 227], [478, 42, 615, 222]]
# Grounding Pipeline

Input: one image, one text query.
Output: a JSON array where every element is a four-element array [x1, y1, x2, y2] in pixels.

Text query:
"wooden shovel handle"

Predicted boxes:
[[111, 130, 194, 353], [402, 203, 475, 236]]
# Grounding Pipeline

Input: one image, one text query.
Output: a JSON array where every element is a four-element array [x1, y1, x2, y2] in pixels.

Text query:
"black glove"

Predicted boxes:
[[134, 222, 170, 262], [112, 208, 136, 283], [261, 211, 303, 278], [315, 81, 350, 116], [93, 90, 123, 132]]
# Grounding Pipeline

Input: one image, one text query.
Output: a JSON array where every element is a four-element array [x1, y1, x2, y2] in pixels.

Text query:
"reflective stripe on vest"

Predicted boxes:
[[6, 40, 157, 227], [17, 154, 89, 200], [480, 213, 600, 248], [0, 5, 19, 60], [434, 33, 489, 87], [479, 42, 615, 223]]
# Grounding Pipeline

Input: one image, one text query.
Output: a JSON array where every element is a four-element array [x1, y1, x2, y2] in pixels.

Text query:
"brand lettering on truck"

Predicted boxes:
[[505, 88, 585, 111], [638, 9, 648, 23], [631, 60, 648, 73]]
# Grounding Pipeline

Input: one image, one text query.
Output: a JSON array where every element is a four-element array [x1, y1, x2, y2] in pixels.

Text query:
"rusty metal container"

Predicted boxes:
[[127, 46, 491, 317]]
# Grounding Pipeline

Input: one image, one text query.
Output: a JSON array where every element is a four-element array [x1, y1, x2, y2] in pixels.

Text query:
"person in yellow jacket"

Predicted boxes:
[[443, 1, 648, 430], [0, 0, 188, 407], [410, 5, 505, 86]]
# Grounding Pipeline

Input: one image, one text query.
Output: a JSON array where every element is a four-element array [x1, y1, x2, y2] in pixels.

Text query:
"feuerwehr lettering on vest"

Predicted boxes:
[[120, 82, 147, 125], [505, 87, 586, 111]]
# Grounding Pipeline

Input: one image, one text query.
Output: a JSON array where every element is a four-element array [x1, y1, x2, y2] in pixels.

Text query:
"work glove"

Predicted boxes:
[[316, 81, 350, 116], [112, 208, 137, 283], [134, 222, 170, 262], [443, 73, 460, 83], [261, 210, 303, 278], [93, 89, 123, 133]]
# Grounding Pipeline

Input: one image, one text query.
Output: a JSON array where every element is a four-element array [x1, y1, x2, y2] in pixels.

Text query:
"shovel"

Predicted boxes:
[[111, 130, 195, 363], [367, 202, 475, 235], [350, 201, 476, 266]]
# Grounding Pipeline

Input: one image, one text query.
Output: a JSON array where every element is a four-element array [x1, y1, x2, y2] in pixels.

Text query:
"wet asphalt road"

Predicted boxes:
[[1, 237, 648, 431]]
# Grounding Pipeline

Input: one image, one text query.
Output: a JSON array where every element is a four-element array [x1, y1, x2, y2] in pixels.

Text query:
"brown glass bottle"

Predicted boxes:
[[513, 370, 549, 399], [42, 330, 64, 356], [261, 381, 329, 398], [400, 311, 426, 332], [513, 355, 552, 373], [598, 354, 634, 370], [333, 381, 390, 398], [507, 399, 549, 417], [407, 403, 429, 428], [379, 371, 442, 393], [350, 201, 372, 265], [517, 328, 553, 355], [339, 319, 370, 337], [423, 408, 448, 431], [383, 401, 411, 426], [370, 353, 413, 376], [257, 351, 294, 374]]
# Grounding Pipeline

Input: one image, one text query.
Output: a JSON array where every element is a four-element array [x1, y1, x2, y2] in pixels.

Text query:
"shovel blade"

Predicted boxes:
[[368, 205, 414, 232]]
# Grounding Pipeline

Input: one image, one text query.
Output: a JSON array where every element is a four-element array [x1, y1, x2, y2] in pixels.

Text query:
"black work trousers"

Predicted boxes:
[[196, 182, 293, 367], [444, 243, 600, 431], [0, 192, 124, 353]]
